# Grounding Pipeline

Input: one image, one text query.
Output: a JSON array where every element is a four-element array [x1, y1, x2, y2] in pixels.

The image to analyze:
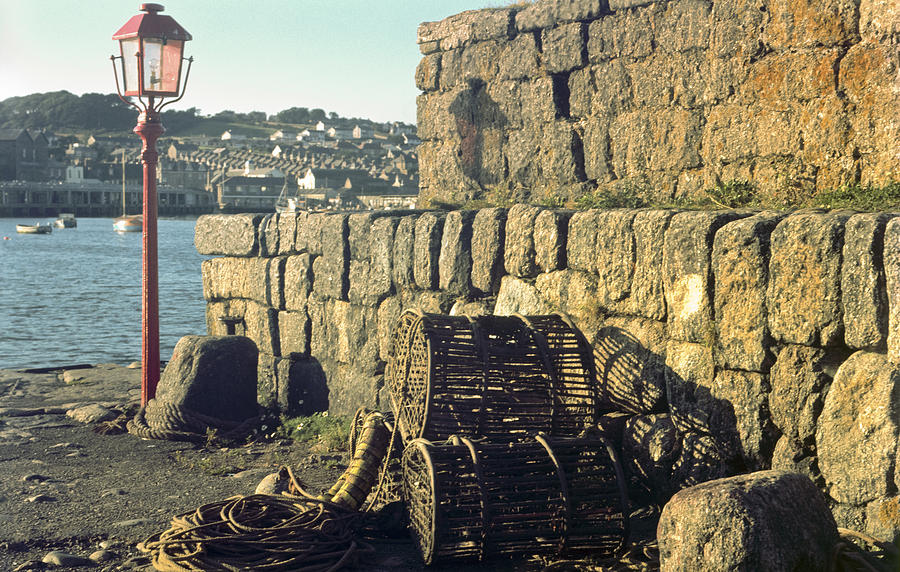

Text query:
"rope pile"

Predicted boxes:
[[127, 399, 259, 443], [139, 489, 373, 571], [139, 412, 392, 571]]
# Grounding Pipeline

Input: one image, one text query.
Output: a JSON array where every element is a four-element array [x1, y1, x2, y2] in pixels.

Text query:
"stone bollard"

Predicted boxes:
[[657, 470, 839, 571], [156, 335, 259, 423]]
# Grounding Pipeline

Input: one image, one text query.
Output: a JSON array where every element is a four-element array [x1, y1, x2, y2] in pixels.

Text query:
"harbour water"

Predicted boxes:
[[0, 217, 208, 370]]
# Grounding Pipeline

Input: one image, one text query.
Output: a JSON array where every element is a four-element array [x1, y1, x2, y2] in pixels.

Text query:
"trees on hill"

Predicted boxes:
[[0, 91, 402, 134]]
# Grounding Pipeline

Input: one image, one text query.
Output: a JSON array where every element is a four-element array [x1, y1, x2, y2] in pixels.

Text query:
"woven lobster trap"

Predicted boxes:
[[386, 310, 598, 442], [402, 433, 629, 565]]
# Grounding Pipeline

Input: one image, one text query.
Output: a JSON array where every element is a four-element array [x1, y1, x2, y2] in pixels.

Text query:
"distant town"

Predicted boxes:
[[0, 92, 419, 218]]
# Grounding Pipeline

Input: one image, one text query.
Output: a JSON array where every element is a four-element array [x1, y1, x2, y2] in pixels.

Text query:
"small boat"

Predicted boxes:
[[54, 213, 77, 228], [113, 215, 142, 232], [275, 181, 305, 213], [16, 223, 53, 234]]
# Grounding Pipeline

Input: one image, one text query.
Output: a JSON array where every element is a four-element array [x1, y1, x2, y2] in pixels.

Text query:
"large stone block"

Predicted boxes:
[[843, 213, 893, 350], [505, 128, 542, 188], [817, 351, 900, 505], [258, 214, 280, 257], [349, 214, 397, 306], [534, 209, 572, 273], [497, 33, 541, 80], [418, 7, 515, 53], [629, 209, 675, 321], [587, 6, 657, 62], [377, 296, 403, 364], [515, 0, 607, 31], [414, 213, 445, 290], [888, 218, 900, 363], [493, 275, 550, 316], [535, 269, 603, 335], [504, 204, 542, 278], [415, 53, 441, 92], [713, 213, 784, 371], [277, 212, 302, 255], [741, 49, 841, 105], [609, 109, 703, 176], [709, 0, 767, 59], [157, 335, 259, 423], [201, 257, 280, 307], [274, 354, 329, 416], [470, 208, 507, 295], [205, 299, 249, 337], [664, 340, 716, 434], [278, 310, 309, 357], [244, 300, 280, 356], [392, 216, 417, 290], [711, 369, 777, 471], [622, 413, 681, 503], [593, 209, 637, 312], [859, 0, 900, 40], [520, 77, 559, 126], [283, 253, 312, 313], [592, 317, 667, 414], [305, 212, 326, 256], [767, 211, 849, 346], [702, 104, 758, 165], [325, 362, 384, 418], [566, 209, 598, 274], [771, 434, 821, 485], [654, 0, 711, 53], [658, 471, 839, 572], [308, 296, 381, 374], [541, 121, 585, 185], [438, 210, 475, 296], [769, 345, 842, 450], [763, 0, 859, 49], [542, 22, 587, 74], [440, 41, 504, 89], [312, 214, 349, 300], [582, 115, 613, 181], [195, 214, 262, 256], [664, 211, 744, 343]]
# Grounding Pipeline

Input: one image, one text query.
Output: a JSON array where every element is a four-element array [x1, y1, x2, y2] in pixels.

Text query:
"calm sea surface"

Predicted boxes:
[[0, 217, 208, 370]]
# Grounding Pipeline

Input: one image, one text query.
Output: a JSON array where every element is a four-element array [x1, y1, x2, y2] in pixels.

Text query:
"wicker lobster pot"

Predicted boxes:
[[387, 310, 597, 442], [402, 434, 629, 564]]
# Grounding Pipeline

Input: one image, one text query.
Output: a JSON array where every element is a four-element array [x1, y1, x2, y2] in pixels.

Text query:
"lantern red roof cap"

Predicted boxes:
[[112, 4, 192, 42]]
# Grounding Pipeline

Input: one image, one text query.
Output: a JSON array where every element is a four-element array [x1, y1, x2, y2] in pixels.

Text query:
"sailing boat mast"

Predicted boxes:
[[121, 149, 126, 217]]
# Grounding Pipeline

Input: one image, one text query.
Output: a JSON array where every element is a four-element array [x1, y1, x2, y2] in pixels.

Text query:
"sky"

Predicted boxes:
[[0, 0, 514, 125]]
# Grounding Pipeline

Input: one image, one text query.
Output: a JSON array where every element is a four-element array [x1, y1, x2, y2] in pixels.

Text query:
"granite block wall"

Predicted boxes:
[[196, 207, 900, 543], [415, 0, 900, 207]]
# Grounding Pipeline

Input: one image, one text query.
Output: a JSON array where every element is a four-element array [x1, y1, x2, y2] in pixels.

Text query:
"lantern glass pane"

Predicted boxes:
[[160, 40, 184, 92], [142, 38, 164, 92], [120, 38, 140, 94]]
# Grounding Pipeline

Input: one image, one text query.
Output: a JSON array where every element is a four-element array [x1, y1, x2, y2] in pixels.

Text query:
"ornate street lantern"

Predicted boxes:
[[112, 3, 192, 99], [111, 4, 193, 406]]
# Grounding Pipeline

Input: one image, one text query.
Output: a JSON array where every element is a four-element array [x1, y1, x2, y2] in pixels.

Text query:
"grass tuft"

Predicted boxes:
[[275, 413, 351, 453]]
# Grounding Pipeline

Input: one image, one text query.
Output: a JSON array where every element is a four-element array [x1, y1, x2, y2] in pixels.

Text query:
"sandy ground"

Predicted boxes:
[[0, 364, 657, 572]]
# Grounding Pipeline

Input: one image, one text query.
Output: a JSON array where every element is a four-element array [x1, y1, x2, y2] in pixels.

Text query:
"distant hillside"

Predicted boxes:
[[0, 91, 411, 137]]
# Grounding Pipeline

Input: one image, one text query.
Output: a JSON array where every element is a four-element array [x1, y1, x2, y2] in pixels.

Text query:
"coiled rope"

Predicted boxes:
[[127, 399, 259, 443], [139, 486, 373, 571], [139, 412, 391, 571]]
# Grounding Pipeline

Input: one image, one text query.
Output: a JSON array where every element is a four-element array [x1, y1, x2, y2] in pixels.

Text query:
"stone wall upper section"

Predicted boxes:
[[415, 0, 900, 207]]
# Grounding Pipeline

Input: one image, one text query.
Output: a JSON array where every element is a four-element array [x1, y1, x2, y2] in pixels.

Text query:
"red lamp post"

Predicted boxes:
[[111, 3, 193, 405]]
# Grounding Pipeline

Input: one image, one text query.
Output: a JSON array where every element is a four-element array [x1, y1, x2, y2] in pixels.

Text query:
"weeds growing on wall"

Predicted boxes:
[[575, 182, 650, 210], [276, 412, 350, 452], [813, 182, 900, 211], [573, 180, 900, 212]]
